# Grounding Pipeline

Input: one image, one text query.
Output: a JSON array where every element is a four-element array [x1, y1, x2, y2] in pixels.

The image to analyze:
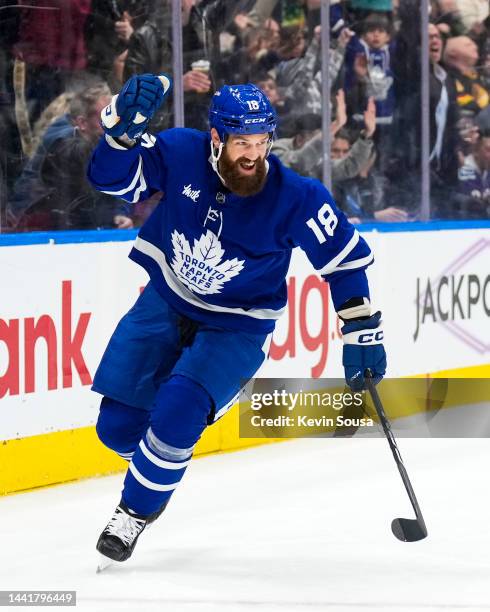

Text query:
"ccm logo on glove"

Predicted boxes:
[[343, 329, 384, 344]]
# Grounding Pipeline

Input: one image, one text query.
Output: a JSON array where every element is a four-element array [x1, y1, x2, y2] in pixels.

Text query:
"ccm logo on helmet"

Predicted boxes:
[[244, 117, 266, 124], [358, 331, 384, 344]]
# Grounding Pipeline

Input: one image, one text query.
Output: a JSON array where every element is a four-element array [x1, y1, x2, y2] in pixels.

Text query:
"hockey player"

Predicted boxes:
[[87, 73, 386, 566]]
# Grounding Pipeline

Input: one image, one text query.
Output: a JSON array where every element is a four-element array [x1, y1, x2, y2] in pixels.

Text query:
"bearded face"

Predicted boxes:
[[218, 145, 268, 197]]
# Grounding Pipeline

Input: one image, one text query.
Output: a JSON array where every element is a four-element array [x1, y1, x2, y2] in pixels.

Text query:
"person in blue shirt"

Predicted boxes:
[[87, 73, 386, 566], [344, 14, 396, 127]]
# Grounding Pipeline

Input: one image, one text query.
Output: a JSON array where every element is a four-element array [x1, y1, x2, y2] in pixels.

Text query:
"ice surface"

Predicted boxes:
[[1, 437, 489, 612]]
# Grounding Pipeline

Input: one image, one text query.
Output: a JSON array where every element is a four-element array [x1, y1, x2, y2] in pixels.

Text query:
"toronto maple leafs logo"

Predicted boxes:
[[171, 229, 245, 295]]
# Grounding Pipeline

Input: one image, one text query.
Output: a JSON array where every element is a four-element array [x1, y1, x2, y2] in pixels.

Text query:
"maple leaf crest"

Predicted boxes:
[[170, 229, 245, 295]]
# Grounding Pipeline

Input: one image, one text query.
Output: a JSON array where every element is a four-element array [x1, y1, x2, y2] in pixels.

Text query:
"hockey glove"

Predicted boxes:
[[341, 311, 386, 391], [101, 73, 172, 140]]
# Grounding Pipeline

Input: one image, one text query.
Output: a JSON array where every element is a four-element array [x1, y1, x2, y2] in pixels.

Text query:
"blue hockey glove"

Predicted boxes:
[[101, 73, 172, 139], [341, 311, 386, 391]]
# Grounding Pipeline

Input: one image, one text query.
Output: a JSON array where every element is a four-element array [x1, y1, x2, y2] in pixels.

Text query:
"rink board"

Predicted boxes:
[[0, 222, 489, 494]]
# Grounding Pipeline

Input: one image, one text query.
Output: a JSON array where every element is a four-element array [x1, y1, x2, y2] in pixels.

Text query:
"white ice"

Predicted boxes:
[[1, 437, 489, 612]]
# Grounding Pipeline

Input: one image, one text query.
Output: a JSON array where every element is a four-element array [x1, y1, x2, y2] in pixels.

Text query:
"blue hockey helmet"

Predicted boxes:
[[209, 84, 277, 142]]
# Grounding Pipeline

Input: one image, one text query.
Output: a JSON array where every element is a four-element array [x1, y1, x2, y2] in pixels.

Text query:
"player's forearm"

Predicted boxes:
[[88, 136, 140, 186], [324, 267, 370, 313], [87, 136, 148, 204]]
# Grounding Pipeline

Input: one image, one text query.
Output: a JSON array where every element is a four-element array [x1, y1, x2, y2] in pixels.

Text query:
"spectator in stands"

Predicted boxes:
[[475, 104, 490, 132], [13, 0, 91, 123], [180, 0, 246, 128], [443, 35, 490, 117], [246, 0, 343, 39], [429, 0, 466, 37], [272, 113, 324, 177], [221, 10, 280, 57], [270, 25, 321, 114], [272, 24, 353, 118], [272, 90, 349, 177], [470, 14, 490, 75], [255, 73, 282, 108], [428, 23, 462, 215], [389, 2, 463, 217], [344, 14, 396, 129], [219, 17, 283, 85], [121, 0, 199, 128], [453, 0, 489, 34], [333, 139, 398, 223], [457, 130, 490, 217], [246, 0, 306, 30], [8, 83, 130, 232], [273, 91, 376, 183], [331, 99, 408, 222], [123, 2, 172, 79], [85, 0, 145, 90], [331, 97, 376, 183], [0, 5, 22, 204], [254, 73, 295, 137], [481, 38, 490, 92], [123, 0, 242, 130], [122, 2, 173, 131]]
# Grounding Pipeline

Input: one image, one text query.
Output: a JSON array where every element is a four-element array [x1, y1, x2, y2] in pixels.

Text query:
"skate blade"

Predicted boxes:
[[96, 554, 114, 573]]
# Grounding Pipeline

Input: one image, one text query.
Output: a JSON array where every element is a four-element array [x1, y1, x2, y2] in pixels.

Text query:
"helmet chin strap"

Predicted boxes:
[[266, 136, 274, 156], [210, 140, 227, 185]]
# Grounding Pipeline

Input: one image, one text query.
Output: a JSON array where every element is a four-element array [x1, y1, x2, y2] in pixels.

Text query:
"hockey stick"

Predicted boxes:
[[365, 370, 428, 542]]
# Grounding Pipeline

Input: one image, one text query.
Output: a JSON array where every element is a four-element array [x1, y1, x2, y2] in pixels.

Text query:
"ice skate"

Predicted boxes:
[[96, 499, 167, 571]]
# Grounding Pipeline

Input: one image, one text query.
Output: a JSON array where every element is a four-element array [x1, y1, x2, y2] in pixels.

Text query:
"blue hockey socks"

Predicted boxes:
[[122, 375, 213, 515]]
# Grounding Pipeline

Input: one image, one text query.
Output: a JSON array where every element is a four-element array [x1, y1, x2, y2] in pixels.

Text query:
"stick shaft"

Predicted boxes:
[[366, 376, 427, 532]]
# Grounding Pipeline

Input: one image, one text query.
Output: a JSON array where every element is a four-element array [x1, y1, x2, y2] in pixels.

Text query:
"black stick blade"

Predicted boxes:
[[392, 518, 428, 542]]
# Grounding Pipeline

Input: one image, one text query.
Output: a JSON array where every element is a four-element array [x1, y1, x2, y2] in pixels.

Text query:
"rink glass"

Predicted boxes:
[[0, 0, 488, 234]]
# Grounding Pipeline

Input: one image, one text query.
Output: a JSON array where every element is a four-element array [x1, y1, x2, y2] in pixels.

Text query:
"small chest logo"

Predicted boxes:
[[182, 184, 201, 202]]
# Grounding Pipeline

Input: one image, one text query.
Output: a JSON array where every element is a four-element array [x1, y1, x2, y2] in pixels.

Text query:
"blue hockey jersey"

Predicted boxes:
[[87, 128, 374, 333]]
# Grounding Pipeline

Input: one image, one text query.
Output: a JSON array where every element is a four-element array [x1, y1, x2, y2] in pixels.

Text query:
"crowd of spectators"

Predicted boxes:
[[0, 0, 489, 233]]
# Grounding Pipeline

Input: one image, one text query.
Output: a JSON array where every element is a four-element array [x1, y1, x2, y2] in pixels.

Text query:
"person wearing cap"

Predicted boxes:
[[86, 73, 386, 567]]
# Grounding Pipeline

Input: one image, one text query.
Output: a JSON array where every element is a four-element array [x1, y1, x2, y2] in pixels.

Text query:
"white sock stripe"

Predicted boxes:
[[118, 451, 134, 459], [139, 440, 191, 470], [146, 427, 194, 461], [128, 462, 179, 492]]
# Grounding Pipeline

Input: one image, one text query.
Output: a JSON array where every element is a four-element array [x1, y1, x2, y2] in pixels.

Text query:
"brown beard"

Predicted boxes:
[[218, 147, 267, 197]]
